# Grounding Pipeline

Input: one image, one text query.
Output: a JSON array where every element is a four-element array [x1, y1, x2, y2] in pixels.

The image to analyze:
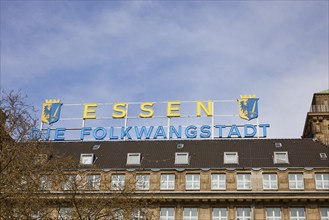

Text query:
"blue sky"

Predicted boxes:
[[1, 1, 328, 139]]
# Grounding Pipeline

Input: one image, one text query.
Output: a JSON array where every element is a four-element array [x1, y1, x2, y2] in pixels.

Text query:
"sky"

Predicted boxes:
[[1, 1, 328, 139]]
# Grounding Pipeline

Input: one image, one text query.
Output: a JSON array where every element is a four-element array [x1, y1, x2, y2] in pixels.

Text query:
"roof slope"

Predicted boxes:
[[318, 89, 329, 93], [50, 139, 329, 170]]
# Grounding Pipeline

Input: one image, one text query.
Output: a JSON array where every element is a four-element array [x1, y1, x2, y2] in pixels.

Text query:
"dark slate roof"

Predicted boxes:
[[49, 139, 329, 170]]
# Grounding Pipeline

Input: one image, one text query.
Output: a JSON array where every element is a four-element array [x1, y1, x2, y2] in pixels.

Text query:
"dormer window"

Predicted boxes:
[[275, 142, 282, 148], [127, 153, 141, 165], [224, 152, 238, 164], [80, 154, 94, 165], [92, 144, 101, 150], [273, 151, 289, 164], [320, 153, 328, 160], [175, 152, 189, 165]]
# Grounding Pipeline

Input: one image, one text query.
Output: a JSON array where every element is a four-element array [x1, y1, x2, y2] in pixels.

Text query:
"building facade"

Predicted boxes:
[[42, 138, 329, 220], [303, 90, 329, 145], [3, 92, 329, 219]]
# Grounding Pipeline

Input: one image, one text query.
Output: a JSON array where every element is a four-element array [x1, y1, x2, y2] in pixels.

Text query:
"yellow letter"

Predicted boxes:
[[196, 100, 213, 117], [167, 101, 181, 117], [112, 103, 127, 118], [139, 102, 154, 118], [83, 103, 97, 119]]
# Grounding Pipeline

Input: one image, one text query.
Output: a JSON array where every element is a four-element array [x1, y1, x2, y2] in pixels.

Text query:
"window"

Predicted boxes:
[[175, 152, 189, 164], [39, 175, 52, 190], [266, 208, 281, 220], [183, 208, 198, 220], [160, 208, 175, 220], [211, 174, 226, 190], [31, 210, 44, 219], [86, 174, 101, 190], [127, 153, 141, 165], [62, 175, 76, 191], [289, 173, 304, 190], [58, 208, 72, 220], [161, 174, 175, 190], [136, 174, 150, 190], [321, 208, 329, 220], [290, 208, 306, 220], [111, 174, 125, 190], [186, 174, 200, 190], [92, 144, 101, 150], [36, 154, 48, 163], [224, 152, 238, 164], [236, 208, 251, 220], [316, 173, 329, 189], [320, 153, 328, 160], [81, 208, 96, 220], [12, 209, 23, 219], [113, 209, 124, 220], [20, 176, 29, 190], [263, 174, 278, 190], [273, 152, 289, 164], [275, 142, 282, 148], [213, 208, 227, 220], [80, 154, 94, 165], [132, 209, 146, 220], [237, 174, 251, 190]]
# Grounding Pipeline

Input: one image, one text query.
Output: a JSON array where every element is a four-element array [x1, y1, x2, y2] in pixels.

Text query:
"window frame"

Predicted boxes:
[[62, 175, 76, 191], [86, 174, 101, 190], [289, 173, 304, 190], [175, 152, 189, 165], [127, 153, 141, 165], [320, 208, 329, 220], [224, 152, 238, 164], [185, 174, 200, 190], [160, 174, 175, 190], [112, 209, 123, 220], [212, 208, 227, 220], [136, 174, 150, 190], [183, 208, 198, 220], [160, 208, 175, 220], [273, 151, 289, 164], [290, 208, 306, 220], [262, 174, 278, 190], [58, 208, 73, 220], [39, 175, 52, 191], [236, 208, 251, 220], [31, 210, 45, 219], [211, 174, 226, 190], [320, 153, 328, 160], [80, 153, 94, 165], [237, 173, 252, 190], [266, 208, 281, 220], [315, 173, 329, 190], [111, 174, 126, 190], [132, 208, 146, 220]]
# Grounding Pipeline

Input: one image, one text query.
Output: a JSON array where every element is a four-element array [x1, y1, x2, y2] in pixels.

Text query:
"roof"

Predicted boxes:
[[318, 89, 329, 94], [49, 139, 329, 170]]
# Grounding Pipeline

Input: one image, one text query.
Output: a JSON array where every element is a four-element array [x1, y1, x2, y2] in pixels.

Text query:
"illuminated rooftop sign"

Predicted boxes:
[[30, 95, 270, 141]]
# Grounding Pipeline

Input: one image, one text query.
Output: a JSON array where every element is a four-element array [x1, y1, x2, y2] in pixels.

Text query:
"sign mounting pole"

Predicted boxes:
[[124, 103, 129, 141], [211, 101, 214, 139]]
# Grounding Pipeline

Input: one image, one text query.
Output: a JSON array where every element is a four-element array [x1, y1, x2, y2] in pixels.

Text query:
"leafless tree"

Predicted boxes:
[[0, 90, 156, 219], [1, 90, 37, 142]]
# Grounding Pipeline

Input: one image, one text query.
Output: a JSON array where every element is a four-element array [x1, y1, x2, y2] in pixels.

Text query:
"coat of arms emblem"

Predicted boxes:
[[238, 95, 259, 121], [41, 99, 62, 124]]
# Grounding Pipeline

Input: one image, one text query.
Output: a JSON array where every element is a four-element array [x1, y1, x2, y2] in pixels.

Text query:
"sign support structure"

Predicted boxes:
[[35, 96, 269, 141]]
